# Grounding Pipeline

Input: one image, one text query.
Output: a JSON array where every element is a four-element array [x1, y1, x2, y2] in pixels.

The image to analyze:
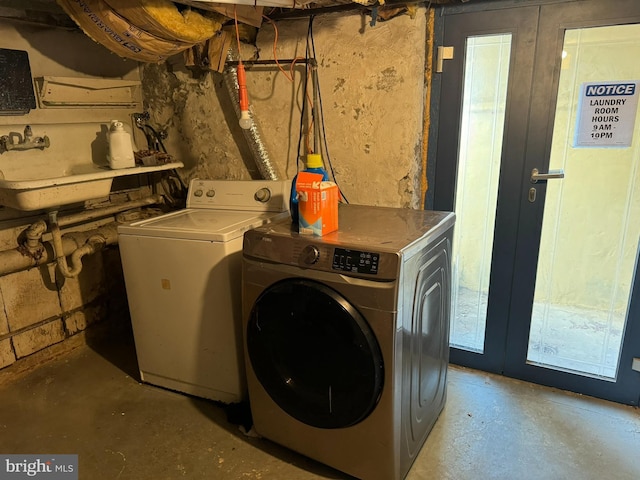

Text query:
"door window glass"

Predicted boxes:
[[527, 24, 640, 378], [450, 34, 512, 352]]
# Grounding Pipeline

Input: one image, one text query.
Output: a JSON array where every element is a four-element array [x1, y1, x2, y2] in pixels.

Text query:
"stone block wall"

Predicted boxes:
[[0, 222, 129, 371], [0, 17, 143, 374]]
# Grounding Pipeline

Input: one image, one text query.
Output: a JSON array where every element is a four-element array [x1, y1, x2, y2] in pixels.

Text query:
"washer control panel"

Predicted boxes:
[[332, 248, 379, 275], [187, 179, 291, 212], [296, 245, 380, 274], [294, 242, 385, 277], [192, 188, 215, 198], [244, 229, 399, 281]]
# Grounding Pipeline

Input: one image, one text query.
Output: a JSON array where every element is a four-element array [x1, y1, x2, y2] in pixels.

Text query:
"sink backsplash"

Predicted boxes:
[[0, 123, 122, 177]]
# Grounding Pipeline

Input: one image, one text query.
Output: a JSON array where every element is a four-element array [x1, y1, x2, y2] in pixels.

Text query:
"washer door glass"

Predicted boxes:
[[247, 278, 384, 429]]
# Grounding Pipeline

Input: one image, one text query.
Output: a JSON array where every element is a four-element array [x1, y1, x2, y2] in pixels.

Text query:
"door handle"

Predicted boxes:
[[531, 168, 565, 183]]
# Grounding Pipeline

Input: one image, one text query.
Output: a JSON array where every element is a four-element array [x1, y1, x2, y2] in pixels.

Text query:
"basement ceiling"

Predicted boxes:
[[0, 0, 475, 29]]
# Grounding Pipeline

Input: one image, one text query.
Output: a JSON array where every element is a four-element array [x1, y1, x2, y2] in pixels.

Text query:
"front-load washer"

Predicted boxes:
[[242, 204, 455, 480], [118, 179, 291, 404]]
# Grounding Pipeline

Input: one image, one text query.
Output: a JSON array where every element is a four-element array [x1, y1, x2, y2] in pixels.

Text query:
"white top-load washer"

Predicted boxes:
[[117, 179, 291, 403]]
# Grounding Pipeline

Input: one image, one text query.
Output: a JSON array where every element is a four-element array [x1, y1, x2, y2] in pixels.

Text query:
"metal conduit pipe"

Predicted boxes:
[[0, 222, 120, 277], [223, 51, 281, 181], [57, 194, 164, 227]]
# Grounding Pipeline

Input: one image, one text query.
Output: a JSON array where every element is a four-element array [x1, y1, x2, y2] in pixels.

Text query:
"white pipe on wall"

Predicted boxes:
[[50, 219, 110, 278], [56, 194, 163, 227]]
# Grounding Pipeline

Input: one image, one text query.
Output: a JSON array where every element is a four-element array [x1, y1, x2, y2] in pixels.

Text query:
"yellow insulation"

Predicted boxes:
[[104, 0, 224, 43], [57, 0, 193, 63]]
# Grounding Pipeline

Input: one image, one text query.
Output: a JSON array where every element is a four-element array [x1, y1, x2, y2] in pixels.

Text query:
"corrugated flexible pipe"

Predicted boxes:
[[223, 51, 281, 180]]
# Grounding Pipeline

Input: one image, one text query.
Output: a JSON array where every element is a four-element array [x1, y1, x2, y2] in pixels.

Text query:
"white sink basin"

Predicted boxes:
[[0, 162, 183, 211]]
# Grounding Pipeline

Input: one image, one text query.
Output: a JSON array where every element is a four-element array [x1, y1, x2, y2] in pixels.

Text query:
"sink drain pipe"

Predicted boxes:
[[0, 195, 163, 277], [0, 222, 120, 277], [49, 212, 112, 279]]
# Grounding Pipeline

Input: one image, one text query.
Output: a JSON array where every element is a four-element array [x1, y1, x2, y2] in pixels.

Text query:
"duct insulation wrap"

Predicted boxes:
[[223, 56, 281, 181]]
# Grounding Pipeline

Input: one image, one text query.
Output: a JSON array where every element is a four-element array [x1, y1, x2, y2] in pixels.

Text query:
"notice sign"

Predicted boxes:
[[575, 81, 640, 147]]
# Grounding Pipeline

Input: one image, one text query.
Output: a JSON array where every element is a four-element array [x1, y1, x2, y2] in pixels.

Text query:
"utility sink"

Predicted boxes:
[[0, 161, 183, 211]]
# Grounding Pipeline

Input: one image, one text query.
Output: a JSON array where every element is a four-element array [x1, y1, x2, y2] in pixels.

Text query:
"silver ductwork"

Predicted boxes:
[[223, 53, 281, 181]]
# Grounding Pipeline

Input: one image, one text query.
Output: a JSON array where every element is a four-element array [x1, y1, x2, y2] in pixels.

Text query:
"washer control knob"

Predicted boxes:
[[254, 188, 272, 203], [194, 189, 203, 197], [301, 245, 320, 265], [206, 189, 215, 198]]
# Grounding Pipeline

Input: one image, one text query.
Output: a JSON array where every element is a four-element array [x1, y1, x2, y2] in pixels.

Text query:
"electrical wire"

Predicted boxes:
[[250, 14, 341, 201], [133, 120, 187, 201], [262, 15, 294, 83], [141, 124, 167, 153], [304, 58, 318, 155], [295, 54, 309, 174], [259, 13, 317, 172], [233, 6, 243, 65], [307, 15, 349, 203]]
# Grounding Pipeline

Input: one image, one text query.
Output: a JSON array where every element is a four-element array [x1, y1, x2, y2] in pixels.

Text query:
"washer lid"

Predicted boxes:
[[117, 209, 289, 241]]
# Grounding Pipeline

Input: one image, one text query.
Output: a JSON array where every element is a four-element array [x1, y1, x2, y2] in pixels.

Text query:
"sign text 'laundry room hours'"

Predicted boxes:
[[575, 81, 640, 148]]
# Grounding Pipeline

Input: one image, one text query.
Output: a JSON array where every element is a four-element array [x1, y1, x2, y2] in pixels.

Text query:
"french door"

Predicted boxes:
[[433, 0, 640, 404]]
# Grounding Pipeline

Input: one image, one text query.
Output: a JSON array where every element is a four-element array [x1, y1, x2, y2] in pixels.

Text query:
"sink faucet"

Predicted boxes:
[[0, 125, 50, 153]]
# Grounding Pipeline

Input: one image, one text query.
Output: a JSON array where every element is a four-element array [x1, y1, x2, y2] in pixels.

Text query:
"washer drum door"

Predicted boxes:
[[246, 278, 384, 429]]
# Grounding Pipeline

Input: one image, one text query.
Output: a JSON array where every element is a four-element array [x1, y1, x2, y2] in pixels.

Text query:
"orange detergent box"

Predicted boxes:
[[296, 171, 339, 236]]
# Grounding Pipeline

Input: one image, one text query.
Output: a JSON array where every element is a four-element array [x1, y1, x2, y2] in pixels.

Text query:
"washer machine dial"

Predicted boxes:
[[301, 245, 320, 265], [254, 187, 272, 203]]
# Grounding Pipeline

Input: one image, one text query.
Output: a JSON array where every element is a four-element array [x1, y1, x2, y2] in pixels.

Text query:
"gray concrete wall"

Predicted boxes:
[[143, 11, 428, 208]]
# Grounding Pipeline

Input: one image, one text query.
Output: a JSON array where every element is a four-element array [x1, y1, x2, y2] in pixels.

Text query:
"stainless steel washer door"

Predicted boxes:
[[246, 278, 384, 429]]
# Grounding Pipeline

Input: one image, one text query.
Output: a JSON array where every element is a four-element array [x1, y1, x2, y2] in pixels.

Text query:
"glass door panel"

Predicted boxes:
[[437, 0, 640, 404], [450, 34, 511, 353], [526, 24, 640, 379]]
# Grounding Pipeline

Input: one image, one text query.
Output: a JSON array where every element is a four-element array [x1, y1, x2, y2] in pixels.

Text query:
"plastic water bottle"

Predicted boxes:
[[108, 120, 135, 169], [290, 153, 330, 224]]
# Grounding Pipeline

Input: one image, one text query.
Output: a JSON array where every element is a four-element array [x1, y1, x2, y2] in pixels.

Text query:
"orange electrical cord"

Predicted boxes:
[[234, 6, 251, 129], [262, 15, 294, 83], [263, 15, 316, 154]]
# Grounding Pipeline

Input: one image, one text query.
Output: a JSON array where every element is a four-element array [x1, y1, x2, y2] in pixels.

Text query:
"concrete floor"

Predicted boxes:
[[1, 328, 639, 480]]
